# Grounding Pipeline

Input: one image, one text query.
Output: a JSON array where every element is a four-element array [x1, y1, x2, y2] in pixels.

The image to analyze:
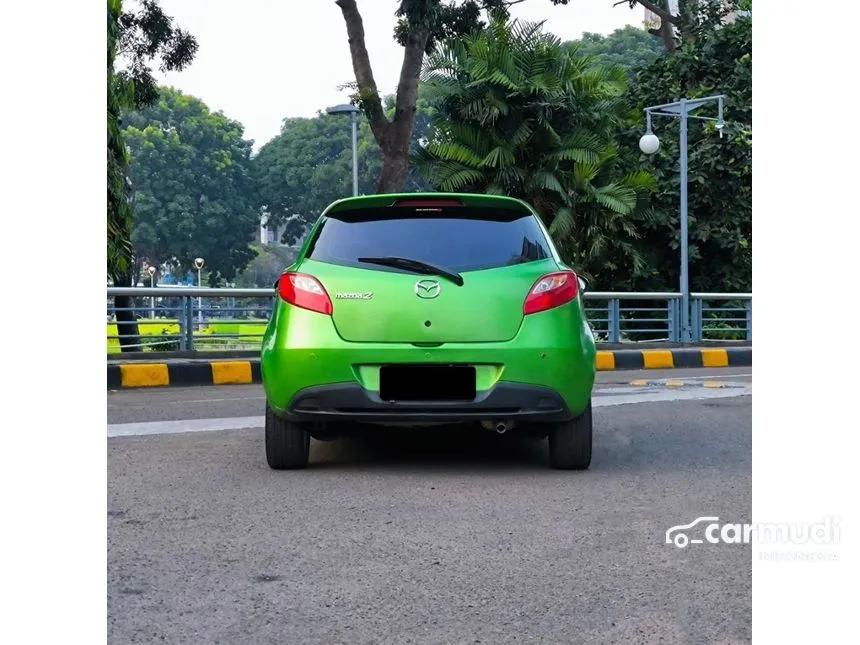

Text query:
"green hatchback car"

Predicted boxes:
[[261, 193, 596, 470]]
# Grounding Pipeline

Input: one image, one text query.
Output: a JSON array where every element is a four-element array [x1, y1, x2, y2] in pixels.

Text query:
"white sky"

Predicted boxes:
[[150, 0, 643, 150]]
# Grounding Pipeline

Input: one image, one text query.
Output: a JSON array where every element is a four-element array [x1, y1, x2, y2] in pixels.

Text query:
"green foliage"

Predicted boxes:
[[563, 26, 665, 76], [416, 16, 656, 288], [252, 114, 375, 245], [122, 88, 259, 285], [393, 0, 513, 53], [107, 0, 135, 284], [149, 327, 181, 352], [622, 10, 752, 292], [252, 100, 434, 245], [383, 90, 439, 153], [108, 0, 199, 278], [115, 0, 198, 109], [108, 0, 198, 351], [234, 244, 297, 288]]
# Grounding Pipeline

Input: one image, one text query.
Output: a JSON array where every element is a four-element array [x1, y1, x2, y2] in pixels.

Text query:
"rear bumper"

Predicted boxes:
[[281, 382, 572, 423], [261, 302, 597, 418]]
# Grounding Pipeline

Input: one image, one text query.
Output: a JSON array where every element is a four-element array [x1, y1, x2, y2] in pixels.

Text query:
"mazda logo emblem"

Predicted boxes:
[[414, 279, 441, 299]]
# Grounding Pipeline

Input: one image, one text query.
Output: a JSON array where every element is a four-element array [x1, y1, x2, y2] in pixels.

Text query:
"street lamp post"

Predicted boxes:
[[147, 265, 156, 318], [193, 257, 205, 330], [326, 103, 360, 196], [639, 95, 725, 343]]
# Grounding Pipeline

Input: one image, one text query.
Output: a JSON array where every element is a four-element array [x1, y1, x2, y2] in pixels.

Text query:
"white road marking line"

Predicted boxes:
[[593, 386, 750, 407], [107, 396, 266, 408], [107, 416, 264, 437], [107, 387, 750, 438], [661, 373, 752, 380]]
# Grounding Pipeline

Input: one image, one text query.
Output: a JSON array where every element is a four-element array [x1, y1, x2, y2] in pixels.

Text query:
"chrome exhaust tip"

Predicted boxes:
[[481, 420, 515, 434]]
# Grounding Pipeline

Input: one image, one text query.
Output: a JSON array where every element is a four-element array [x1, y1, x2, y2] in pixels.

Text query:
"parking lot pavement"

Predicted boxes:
[[106, 366, 752, 426], [108, 368, 751, 644]]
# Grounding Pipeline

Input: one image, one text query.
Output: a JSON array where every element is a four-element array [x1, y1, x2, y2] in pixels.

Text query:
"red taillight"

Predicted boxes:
[[278, 272, 333, 315], [523, 271, 579, 315]]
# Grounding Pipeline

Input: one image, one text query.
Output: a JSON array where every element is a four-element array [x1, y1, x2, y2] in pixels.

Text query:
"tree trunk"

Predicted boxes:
[[378, 149, 411, 193], [648, 19, 676, 52], [110, 267, 141, 353], [336, 0, 430, 194], [639, 0, 679, 52]]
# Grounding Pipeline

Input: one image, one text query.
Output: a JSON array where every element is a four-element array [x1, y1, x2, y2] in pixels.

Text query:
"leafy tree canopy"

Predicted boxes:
[[564, 25, 665, 75], [252, 97, 434, 246], [116, 0, 198, 109], [344, 0, 725, 193], [122, 87, 259, 285], [622, 8, 751, 292], [393, 0, 508, 53], [234, 244, 298, 288], [252, 114, 373, 246], [108, 0, 198, 351], [416, 17, 657, 288], [108, 0, 135, 283]]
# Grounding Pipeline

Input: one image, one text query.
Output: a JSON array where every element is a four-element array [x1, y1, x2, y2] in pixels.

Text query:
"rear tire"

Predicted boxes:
[[547, 401, 592, 470], [265, 405, 310, 470]]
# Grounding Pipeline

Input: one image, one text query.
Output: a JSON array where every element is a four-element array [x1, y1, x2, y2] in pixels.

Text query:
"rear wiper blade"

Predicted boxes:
[[357, 256, 464, 286]]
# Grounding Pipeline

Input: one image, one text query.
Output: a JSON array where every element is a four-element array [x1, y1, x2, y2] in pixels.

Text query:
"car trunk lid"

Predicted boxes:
[[297, 199, 560, 344], [299, 258, 558, 343]]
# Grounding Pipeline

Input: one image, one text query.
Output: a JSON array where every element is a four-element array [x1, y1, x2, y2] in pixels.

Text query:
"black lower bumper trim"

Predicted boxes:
[[283, 382, 573, 423]]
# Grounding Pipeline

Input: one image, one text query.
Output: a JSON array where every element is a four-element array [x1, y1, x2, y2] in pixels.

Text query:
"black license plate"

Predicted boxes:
[[379, 365, 477, 402]]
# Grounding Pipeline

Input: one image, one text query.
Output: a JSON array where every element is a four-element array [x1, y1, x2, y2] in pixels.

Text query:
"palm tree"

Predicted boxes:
[[415, 16, 656, 287]]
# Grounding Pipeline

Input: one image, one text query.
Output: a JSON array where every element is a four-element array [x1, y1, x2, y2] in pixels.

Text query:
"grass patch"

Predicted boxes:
[[107, 319, 268, 353]]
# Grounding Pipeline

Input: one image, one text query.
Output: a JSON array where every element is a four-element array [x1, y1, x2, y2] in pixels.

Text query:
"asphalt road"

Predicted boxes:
[[108, 368, 752, 644]]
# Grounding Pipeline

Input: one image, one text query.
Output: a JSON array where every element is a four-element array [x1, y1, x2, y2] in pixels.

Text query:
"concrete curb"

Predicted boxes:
[[107, 347, 751, 389], [108, 360, 262, 389], [595, 346, 751, 371]]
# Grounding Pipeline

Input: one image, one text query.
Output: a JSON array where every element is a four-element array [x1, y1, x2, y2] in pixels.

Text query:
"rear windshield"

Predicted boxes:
[[306, 206, 554, 272]]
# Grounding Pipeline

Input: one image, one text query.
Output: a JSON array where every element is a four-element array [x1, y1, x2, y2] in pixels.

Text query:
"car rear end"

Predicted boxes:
[[261, 194, 596, 430]]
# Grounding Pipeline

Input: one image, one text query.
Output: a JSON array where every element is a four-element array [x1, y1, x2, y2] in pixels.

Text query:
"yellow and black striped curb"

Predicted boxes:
[[108, 361, 261, 389], [594, 346, 751, 371], [107, 347, 750, 389]]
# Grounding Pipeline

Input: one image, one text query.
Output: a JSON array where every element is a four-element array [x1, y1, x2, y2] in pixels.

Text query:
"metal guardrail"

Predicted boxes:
[[583, 292, 751, 343], [107, 287, 273, 352], [107, 287, 751, 352]]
